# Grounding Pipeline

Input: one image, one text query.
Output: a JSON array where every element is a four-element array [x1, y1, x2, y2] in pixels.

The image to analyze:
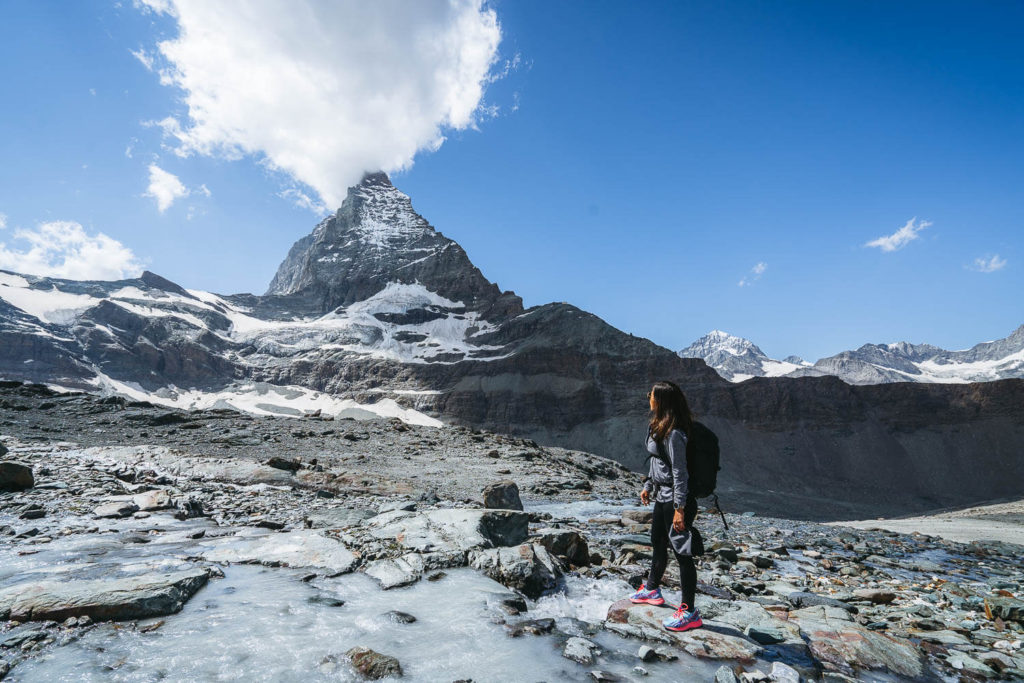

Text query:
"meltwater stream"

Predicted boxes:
[[4, 501, 729, 682], [11, 566, 722, 682]]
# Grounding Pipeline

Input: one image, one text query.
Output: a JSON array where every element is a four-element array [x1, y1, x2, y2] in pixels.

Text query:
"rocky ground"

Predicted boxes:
[[1, 381, 1023, 681]]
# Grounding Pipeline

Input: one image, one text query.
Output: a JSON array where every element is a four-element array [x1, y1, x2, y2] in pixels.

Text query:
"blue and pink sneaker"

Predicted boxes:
[[663, 604, 703, 632], [629, 583, 665, 606]]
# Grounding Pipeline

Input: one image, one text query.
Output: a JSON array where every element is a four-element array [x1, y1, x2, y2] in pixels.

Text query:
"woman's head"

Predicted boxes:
[[648, 380, 693, 441]]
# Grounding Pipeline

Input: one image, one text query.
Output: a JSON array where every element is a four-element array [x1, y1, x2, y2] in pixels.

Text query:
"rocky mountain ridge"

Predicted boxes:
[[681, 326, 1024, 385], [1, 172, 1023, 519]]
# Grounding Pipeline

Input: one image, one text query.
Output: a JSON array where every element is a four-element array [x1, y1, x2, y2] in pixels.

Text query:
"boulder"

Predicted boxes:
[[199, 530, 357, 574], [770, 662, 800, 683], [789, 604, 923, 679], [0, 568, 209, 622], [482, 480, 523, 511], [533, 528, 590, 566], [470, 543, 561, 599], [0, 461, 34, 492], [346, 646, 402, 679], [365, 508, 529, 554], [133, 489, 174, 511]]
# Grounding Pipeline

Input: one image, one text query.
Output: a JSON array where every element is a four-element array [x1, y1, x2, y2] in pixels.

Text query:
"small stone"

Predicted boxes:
[[266, 456, 300, 472], [632, 665, 649, 676], [346, 646, 402, 680], [384, 610, 416, 624], [714, 665, 739, 683], [853, 588, 896, 604], [589, 672, 621, 682], [563, 636, 600, 664], [745, 624, 786, 645], [638, 645, 657, 662]]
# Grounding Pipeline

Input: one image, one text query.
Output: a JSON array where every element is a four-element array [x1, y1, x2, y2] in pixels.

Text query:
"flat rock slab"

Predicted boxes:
[[789, 604, 924, 679], [365, 508, 529, 554], [199, 530, 356, 574], [606, 601, 763, 662], [0, 568, 209, 622], [305, 507, 377, 529]]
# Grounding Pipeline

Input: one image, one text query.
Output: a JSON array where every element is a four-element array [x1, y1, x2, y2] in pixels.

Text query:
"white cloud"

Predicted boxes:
[[144, 164, 189, 212], [969, 254, 1007, 273], [738, 261, 767, 287], [865, 217, 930, 252], [136, 0, 504, 209], [0, 220, 145, 280], [0, 213, 7, 230]]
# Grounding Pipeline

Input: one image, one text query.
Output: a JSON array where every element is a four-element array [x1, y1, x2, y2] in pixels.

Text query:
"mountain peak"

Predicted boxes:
[[266, 174, 522, 318]]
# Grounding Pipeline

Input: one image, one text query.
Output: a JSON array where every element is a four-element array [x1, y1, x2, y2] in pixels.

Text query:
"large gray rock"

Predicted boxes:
[[789, 604, 923, 679], [533, 528, 590, 566], [0, 461, 33, 492], [365, 508, 529, 554], [470, 543, 561, 599], [0, 569, 209, 622], [482, 480, 523, 511], [199, 530, 357, 574]]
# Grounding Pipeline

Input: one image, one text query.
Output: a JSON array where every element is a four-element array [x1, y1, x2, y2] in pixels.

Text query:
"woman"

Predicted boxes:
[[628, 380, 704, 632]]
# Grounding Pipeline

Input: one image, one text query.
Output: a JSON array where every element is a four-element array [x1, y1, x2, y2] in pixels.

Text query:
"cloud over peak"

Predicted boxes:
[[865, 217, 930, 252], [137, 0, 504, 209]]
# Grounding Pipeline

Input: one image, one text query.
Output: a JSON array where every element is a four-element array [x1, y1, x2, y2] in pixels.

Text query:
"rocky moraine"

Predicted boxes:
[[1, 381, 1023, 681]]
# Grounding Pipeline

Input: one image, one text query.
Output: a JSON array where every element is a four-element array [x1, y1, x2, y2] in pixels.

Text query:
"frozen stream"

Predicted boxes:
[[2, 505, 729, 682]]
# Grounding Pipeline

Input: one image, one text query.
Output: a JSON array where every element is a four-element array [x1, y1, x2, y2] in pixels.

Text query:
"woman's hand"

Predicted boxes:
[[672, 509, 686, 533], [640, 489, 650, 505]]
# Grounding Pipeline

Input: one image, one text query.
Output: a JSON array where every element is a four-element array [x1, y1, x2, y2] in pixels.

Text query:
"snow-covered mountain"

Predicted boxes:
[[680, 326, 1024, 384], [677, 330, 811, 382], [3, 171, 1023, 518]]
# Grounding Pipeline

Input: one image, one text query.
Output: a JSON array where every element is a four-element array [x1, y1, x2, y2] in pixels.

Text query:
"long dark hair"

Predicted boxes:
[[648, 380, 693, 442]]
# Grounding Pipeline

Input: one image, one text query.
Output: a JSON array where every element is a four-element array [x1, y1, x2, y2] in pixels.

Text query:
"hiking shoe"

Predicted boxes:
[[663, 605, 703, 632], [629, 584, 665, 606]]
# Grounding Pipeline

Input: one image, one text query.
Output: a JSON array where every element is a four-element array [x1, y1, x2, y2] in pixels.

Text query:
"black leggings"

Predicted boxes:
[[647, 500, 698, 609]]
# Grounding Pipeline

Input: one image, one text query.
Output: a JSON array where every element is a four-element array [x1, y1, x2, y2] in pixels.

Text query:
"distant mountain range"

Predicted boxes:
[[2, 172, 1022, 519], [680, 327, 1024, 384]]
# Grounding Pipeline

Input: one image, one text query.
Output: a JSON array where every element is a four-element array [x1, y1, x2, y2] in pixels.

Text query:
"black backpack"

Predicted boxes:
[[648, 421, 728, 529], [685, 421, 720, 499]]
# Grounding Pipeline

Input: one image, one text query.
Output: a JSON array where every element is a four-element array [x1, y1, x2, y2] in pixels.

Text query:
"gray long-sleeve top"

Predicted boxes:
[[642, 428, 689, 507]]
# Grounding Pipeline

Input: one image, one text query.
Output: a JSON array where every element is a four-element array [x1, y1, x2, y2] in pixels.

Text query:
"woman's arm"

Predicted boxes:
[[666, 430, 689, 508]]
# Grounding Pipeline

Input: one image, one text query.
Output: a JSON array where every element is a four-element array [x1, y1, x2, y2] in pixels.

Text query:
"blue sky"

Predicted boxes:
[[0, 1, 1020, 361]]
